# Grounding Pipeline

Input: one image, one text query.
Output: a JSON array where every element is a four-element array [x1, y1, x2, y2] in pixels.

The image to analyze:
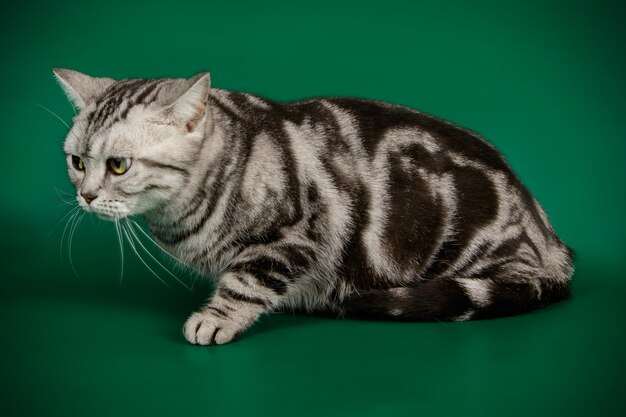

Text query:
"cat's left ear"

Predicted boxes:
[[167, 72, 211, 133], [53, 68, 115, 111]]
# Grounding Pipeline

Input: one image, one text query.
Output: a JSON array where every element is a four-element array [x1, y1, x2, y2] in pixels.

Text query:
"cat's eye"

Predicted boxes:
[[71, 155, 84, 171], [107, 157, 131, 175]]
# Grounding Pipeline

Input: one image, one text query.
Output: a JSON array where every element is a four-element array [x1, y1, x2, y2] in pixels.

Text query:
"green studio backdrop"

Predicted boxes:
[[0, 1, 624, 416]]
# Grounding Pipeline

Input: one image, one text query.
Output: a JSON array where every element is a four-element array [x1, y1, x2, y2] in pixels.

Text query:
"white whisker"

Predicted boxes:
[[54, 187, 77, 205], [50, 205, 80, 237], [128, 219, 177, 260], [128, 219, 205, 290], [120, 223, 172, 289], [67, 211, 86, 277], [30, 100, 85, 144], [114, 219, 125, 283], [31, 100, 71, 129], [54, 186, 74, 197], [60, 209, 81, 258], [124, 219, 191, 291]]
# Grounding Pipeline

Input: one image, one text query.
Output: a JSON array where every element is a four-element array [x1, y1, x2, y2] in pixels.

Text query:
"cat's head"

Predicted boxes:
[[54, 69, 211, 220]]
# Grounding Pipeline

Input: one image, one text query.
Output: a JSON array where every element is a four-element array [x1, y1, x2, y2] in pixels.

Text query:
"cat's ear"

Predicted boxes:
[[53, 68, 115, 111], [167, 72, 211, 133]]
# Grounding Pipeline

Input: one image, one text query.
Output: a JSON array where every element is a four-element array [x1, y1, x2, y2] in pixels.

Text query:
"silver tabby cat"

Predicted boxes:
[[54, 69, 574, 345]]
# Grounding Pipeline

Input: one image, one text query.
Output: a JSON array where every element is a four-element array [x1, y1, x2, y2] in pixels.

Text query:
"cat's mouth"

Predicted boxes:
[[81, 203, 131, 221]]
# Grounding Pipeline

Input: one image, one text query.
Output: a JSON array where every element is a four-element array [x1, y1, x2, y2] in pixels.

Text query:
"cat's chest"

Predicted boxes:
[[160, 235, 238, 277]]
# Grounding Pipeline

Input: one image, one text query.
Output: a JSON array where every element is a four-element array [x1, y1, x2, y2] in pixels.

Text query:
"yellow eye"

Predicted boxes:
[[71, 155, 84, 171], [107, 157, 131, 175]]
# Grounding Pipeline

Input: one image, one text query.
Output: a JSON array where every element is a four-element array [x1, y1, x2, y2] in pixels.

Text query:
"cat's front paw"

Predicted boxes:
[[183, 311, 244, 346]]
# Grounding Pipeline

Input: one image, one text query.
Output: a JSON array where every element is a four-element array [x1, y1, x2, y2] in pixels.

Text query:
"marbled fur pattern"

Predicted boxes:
[[55, 69, 574, 345]]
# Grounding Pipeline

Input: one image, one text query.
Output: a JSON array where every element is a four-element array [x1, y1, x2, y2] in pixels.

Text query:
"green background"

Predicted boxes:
[[1, 0, 624, 416]]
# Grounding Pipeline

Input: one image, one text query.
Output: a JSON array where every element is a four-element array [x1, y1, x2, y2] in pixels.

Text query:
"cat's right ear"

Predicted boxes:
[[166, 72, 211, 133], [52, 68, 115, 111]]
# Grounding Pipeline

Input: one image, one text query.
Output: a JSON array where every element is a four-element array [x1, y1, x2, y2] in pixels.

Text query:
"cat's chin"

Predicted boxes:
[[94, 212, 129, 221], [79, 202, 133, 221]]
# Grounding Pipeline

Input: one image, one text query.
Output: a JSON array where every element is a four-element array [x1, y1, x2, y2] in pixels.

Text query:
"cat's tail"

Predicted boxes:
[[339, 277, 570, 321]]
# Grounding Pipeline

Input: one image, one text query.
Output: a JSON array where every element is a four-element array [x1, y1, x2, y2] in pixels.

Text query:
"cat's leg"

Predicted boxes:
[[183, 259, 291, 345]]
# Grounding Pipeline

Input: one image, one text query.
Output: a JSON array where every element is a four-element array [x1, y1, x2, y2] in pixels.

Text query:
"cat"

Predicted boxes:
[[54, 69, 574, 345]]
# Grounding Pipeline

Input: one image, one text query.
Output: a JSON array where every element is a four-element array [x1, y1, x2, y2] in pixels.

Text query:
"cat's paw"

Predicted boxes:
[[183, 311, 243, 346]]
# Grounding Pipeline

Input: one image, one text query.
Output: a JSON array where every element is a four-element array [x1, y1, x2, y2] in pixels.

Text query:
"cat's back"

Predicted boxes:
[[218, 91, 512, 176]]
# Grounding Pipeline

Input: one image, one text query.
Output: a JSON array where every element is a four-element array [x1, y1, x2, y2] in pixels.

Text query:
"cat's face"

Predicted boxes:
[[55, 70, 210, 220]]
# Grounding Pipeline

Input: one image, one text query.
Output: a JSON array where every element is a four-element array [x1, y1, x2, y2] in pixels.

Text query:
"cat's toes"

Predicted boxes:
[[183, 311, 242, 346]]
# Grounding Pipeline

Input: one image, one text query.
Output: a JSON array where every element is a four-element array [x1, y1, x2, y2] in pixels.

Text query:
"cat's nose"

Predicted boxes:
[[81, 193, 97, 204]]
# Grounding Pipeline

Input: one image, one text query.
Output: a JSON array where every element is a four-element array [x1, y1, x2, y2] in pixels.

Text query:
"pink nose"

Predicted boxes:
[[81, 193, 97, 204]]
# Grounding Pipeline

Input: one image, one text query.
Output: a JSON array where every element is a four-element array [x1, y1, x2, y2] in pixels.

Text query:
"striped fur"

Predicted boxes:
[[55, 69, 574, 345]]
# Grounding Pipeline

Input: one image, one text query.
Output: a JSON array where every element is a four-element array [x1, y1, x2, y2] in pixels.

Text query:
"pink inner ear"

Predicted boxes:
[[185, 104, 207, 132]]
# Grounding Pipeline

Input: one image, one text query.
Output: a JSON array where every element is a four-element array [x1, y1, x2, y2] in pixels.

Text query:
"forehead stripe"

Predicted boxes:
[[133, 79, 162, 105], [83, 79, 155, 154], [79, 78, 172, 156], [89, 79, 156, 133], [119, 79, 162, 120]]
